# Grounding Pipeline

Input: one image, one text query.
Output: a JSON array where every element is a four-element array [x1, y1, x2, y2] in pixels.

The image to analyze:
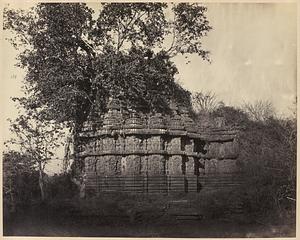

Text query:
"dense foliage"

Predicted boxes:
[[194, 100, 296, 222], [3, 151, 40, 213], [4, 3, 211, 126]]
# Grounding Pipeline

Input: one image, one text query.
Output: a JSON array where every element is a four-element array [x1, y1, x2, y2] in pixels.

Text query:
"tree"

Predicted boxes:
[[6, 98, 64, 201], [192, 90, 222, 114], [4, 3, 212, 127], [242, 100, 275, 122], [4, 3, 212, 188]]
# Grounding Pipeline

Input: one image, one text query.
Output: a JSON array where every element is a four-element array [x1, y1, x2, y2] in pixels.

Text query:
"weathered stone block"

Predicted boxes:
[[115, 136, 125, 152], [184, 138, 194, 153], [168, 155, 183, 175], [85, 157, 97, 173], [85, 139, 96, 154], [125, 136, 144, 152], [103, 109, 122, 129], [185, 157, 195, 175], [147, 154, 165, 176], [204, 159, 218, 174], [96, 156, 120, 175], [102, 137, 115, 151], [147, 136, 163, 151], [169, 114, 184, 130], [124, 113, 144, 129], [95, 138, 103, 152], [113, 156, 122, 175], [140, 156, 148, 175], [167, 137, 181, 152], [148, 113, 165, 129], [96, 156, 109, 175], [121, 155, 141, 175]]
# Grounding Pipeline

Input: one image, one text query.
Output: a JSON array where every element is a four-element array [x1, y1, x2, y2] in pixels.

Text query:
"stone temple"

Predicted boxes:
[[77, 97, 241, 195]]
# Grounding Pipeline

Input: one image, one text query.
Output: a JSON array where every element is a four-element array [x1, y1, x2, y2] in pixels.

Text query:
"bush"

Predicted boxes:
[[237, 117, 296, 223], [47, 173, 78, 200], [3, 151, 40, 214]]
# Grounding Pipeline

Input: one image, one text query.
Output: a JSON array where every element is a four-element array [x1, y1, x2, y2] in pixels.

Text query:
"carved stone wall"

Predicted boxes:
[[78, 98, 241, 193]]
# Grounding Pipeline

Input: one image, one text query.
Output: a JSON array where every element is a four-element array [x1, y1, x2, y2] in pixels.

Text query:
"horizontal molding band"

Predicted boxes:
[[79, 150, 202, 157], [79, 151, 238, 159], [78, 128, 238, 141]]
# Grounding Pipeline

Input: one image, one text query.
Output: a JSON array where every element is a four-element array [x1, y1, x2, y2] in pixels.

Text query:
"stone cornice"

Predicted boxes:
[[78, 127, 240, 142]]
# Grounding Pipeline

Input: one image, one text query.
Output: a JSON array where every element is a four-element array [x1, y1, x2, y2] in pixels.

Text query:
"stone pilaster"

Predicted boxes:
[[185, 157, 195, 175]]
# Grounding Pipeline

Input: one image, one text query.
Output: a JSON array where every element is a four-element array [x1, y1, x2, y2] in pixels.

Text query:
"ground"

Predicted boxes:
[[4, 197, 296, 238]]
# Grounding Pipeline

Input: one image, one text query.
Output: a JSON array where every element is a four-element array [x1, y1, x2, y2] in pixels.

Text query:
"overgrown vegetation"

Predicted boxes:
[[3, 2, 212, 185], [2, 3, 296, 236], [192, 93, 296, 224]]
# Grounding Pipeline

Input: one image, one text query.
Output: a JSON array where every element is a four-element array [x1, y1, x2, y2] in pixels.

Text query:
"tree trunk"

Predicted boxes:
[[71, 121, 86, 198], [38, 162, 45, 201]]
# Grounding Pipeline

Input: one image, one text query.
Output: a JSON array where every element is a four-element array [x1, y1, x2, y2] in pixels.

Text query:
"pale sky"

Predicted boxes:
[[1, 2, 297, 173], [175, 3, 296, 115]]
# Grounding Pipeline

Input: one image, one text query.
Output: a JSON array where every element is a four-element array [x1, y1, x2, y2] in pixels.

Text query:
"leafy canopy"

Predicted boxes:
[[4, 3, 211, 125]]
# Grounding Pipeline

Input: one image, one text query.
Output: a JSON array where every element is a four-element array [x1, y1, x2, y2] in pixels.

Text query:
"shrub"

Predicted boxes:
[[47, 173, 78, 200]]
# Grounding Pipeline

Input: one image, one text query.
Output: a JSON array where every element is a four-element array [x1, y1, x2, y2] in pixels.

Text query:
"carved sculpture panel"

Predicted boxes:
[[79, 99, 240, 194], [168, 155, 183, 175], [147, 136, 163, 151], [122, 155, 141, 175], [102, 137, 115, 152], [148, 154, 165, 175]]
